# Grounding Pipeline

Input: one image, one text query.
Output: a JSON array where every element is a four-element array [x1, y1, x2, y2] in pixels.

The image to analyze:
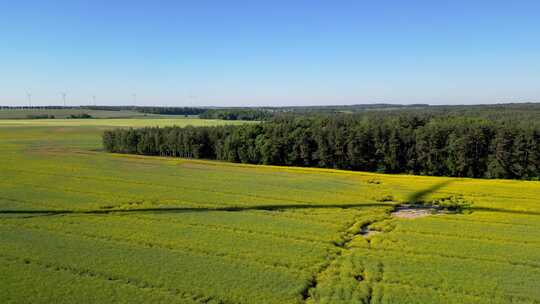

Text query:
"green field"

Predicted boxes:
[[0, 117, 244, 128], [1, 118, 539, 303], [0, 108, 157, 119]]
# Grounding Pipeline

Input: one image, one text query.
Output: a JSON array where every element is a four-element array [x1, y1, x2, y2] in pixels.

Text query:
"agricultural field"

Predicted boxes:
[[1, 118, 540, 303], [0, 117, 245, 128], [0, 108, 159, 119]]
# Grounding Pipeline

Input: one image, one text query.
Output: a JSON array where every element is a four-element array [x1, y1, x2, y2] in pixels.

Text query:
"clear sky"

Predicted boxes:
[[1, 0, 539, 107]]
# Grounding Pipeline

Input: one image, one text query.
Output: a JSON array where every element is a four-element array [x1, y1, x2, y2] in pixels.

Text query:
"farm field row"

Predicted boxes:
[[0, 108, 154, 119], [1, 118, 539, 303]]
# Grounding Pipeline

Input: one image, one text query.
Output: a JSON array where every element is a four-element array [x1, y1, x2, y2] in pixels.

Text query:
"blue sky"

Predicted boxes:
[[1, 0, 539, 106]]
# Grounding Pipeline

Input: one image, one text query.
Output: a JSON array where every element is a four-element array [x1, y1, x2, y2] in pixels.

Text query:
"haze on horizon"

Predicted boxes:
[[1, 1, 539, 107]]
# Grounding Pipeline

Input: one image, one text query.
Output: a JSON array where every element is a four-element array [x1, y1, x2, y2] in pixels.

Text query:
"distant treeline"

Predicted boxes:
[[103, 112, 540, 180], [7, 103, 540, 121], [68, 113, 93, 119], [80, 106, 269, 120], [1, 106, 73, 110], [135, 107, 206, 116], [81, 106, 207, 116], [131, 103, 540, 121], [199, 109, 273, 120], [1, 105, 271, 120], [26, 114, 55, 119], [260, 103, 430, 113]]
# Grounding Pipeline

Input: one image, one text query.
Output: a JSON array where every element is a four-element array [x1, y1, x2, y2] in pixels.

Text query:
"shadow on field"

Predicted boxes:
[[406, 180, 454, 203], [0, 202, 393, 217], [1, 180, 539, 218], [1, 204, 540, 218], [402, 180, 540, 216]]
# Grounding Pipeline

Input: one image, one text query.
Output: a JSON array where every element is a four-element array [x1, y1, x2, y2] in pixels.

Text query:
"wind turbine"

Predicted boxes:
[[26, 92, 32, 107], [187, 95, 197, 107], [61, 92, 67, 107]]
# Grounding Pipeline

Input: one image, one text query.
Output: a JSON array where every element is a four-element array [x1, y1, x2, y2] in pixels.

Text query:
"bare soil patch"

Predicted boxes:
[[391, 205, 443, 219]]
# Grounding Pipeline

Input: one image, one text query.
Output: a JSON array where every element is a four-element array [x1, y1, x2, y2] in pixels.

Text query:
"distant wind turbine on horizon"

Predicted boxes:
[[26, 92, 32, 107], [61, 92, 67, 107]]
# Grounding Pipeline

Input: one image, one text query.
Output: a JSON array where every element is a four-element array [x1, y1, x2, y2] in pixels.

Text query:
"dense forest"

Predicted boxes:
[[103, 109, 540, 180]]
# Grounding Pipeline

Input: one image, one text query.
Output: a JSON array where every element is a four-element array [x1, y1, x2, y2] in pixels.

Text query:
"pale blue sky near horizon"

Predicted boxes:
[[1, 0, 539, 107]]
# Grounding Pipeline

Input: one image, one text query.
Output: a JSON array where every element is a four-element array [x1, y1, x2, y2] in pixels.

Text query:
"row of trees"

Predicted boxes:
[[103, 114, 540, 180], [1, 106, 71, 110], [135, 107, 206, 115], [25, 114, 56, 119], [81, 106, 207, 115], [80, 106, 271, 119], [68, 113, 93, 119], [199, 109, 273, 120]]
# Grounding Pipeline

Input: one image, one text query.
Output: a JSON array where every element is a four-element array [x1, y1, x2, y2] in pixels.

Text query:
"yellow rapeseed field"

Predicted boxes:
[[1, 118, 539, 303]]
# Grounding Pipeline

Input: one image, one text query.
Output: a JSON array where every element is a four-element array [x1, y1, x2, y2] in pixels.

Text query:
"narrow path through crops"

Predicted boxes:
[[302, 209, 395, 303]]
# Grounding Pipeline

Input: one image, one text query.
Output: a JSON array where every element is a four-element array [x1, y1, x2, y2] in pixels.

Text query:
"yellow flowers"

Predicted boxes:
[[1, 120, 540, 303]]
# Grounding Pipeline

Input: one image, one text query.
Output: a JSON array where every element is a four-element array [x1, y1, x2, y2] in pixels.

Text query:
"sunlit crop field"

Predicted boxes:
[[1, 118, 539, 303], [0, 108, 153, 119], [0, 117, 247, 127]]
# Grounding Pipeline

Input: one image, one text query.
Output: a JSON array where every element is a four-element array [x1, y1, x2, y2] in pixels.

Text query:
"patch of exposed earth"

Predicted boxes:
[[391, 204, 448, 218]]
